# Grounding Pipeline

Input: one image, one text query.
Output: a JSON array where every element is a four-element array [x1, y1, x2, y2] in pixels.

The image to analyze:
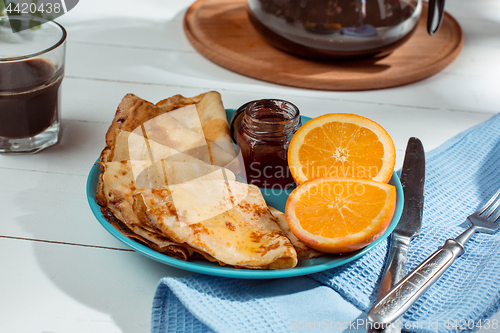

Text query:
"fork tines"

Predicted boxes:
[[477, 188, 500, 222]]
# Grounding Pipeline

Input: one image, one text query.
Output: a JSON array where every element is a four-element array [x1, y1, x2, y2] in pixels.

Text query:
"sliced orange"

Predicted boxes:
[[285, 177, 396, 253], [288, 113, 396, 185]]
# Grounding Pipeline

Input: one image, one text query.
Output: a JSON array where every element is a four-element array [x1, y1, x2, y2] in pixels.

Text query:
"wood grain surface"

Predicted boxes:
[[184, 0, 464, 91]]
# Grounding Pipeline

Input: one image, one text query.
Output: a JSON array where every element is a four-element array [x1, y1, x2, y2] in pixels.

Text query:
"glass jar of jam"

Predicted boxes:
[[234, 99, 301, 189]]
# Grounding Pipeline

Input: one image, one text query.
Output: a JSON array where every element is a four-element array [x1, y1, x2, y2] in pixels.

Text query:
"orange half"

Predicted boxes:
[[288, 113, 396, 185], [285, 177, 396, 253]]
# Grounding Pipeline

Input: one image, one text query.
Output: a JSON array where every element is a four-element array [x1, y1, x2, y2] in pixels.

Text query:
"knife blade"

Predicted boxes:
[[392, 137, 426, 238], [367, 137, 425, 332]]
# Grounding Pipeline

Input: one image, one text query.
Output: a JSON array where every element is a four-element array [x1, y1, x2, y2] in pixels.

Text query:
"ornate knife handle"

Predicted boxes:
[[368, 239, 464, 327]]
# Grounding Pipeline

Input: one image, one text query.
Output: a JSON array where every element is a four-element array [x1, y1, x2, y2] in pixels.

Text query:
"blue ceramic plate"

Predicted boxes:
[[86, 111, 404, 279]]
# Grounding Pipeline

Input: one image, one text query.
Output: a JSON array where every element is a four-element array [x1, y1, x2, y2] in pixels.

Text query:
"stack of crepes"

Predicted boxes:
[[95, 91, 323, 269]]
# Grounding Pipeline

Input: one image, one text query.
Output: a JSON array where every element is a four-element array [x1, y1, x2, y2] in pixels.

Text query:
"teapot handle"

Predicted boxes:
[[427, 0, 446, 35]]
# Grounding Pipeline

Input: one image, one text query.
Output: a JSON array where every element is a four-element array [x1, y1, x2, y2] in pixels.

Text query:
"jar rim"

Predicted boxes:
[[240, 99, 301, 140], [244, 99, 300, 125]]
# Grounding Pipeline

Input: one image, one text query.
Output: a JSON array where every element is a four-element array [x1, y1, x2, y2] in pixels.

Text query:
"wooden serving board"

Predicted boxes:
[[184, 0, 463, 91]]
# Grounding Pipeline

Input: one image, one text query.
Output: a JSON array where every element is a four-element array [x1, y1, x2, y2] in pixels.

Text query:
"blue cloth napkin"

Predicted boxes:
[[152, 113, 500, 333]]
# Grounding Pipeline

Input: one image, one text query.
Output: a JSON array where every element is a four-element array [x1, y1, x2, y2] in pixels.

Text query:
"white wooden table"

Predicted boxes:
[[1, 0, 499, 332]]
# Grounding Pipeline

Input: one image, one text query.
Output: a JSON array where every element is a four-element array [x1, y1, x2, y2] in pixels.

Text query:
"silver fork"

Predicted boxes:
[[368, 187, 500, 328]]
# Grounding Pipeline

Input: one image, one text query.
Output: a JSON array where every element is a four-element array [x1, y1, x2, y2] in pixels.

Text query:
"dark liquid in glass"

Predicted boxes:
[[0, 59, 62, 139]]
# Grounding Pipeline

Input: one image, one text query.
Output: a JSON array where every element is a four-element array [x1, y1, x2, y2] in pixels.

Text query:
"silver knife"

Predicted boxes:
[[367, 137, 425, 332]]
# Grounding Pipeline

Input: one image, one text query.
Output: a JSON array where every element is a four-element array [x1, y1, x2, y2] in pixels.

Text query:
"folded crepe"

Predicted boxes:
[[96, 91, 299, 269], [98, 158, 298, 269], [156, 92, 235, 154], [102, 160, 297, 269], [156, 91, 237, 168]]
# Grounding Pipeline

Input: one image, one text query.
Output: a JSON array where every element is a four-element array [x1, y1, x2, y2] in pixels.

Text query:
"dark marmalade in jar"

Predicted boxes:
[[236, 99, 301, 189]]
